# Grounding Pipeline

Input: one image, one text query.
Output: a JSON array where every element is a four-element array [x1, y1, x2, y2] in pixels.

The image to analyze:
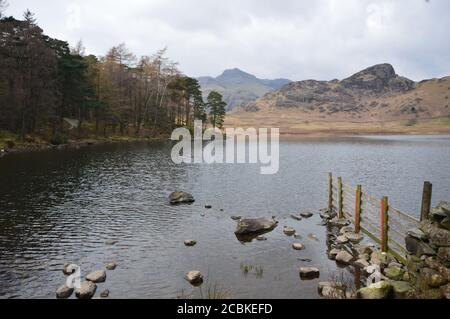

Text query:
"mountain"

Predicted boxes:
[[227, 64, 450, 134], [197, 68, 291, 110]]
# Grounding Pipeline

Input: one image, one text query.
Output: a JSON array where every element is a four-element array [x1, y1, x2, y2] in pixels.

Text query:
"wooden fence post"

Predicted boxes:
[[380, 196, 389, 253], [354, 185, 362, 234], [328, 173, 333, 212], [338, 177, 343, 219], [420, 181, 432, 221]]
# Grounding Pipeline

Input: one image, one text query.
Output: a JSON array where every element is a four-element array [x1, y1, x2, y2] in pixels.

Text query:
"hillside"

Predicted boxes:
[[197, 68, 291, 110], [227, 64, 450, 134]]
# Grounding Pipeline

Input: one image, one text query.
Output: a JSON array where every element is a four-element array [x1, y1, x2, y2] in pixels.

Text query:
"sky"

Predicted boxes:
[[4, 0, 450, 81]]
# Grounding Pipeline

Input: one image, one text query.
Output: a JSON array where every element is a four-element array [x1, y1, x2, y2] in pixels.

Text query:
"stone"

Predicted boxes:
[[389, 281, 413, 299], [299, 267, 320, 279], [106, 262, 117, 271], [292, 243, 305, 251], [328, 248, 341, 260], [185, 271, 203, 286], [357, 281, 392, 299], [407, 228, 428, 241], [75, 281, 97, 299], [105, 240, 118, 246], [424, 257, 441, 270], [318, 282, 346, 299], [422, 268, 448, 288], [353, 244, 374, 256], [300, 211, 313, 218], [339, 226, 354, 235], [56, 284, 74, 299], [234, 218, 278, 236], [344, 232, 363, 244], [205, 205, 212, 209], [231, 216, 242, 221], [308, 234, 319, 242], [184, 240, 197, 247], [169, 191, 195, 205], [100, 289, 110, 298], [441, 217, 450, 231], [430, 201, 450, 221], [328, 218, 350, 228], [336, 251, 353, 265], [354, 259, 370, 269], [383, 266, 405, 281], [419, 288, 445, 299], [336, 235, 349, 245], [256, 236, 267, 241], [283, 226, 296, 236], [291, 214, 302, 221], [320, 211, 332, 220], [442, 283, 450, 299], [63, 263, 78, 275], [420, 220, 450, 247], [86, 270, 106, 283], [405, 235, 436, 257]]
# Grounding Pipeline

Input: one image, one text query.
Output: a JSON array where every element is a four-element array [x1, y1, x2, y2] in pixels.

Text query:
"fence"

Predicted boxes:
[[327, 173, 432, 264]]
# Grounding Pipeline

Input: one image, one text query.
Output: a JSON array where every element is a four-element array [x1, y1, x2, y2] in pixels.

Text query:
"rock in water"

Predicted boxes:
[[56, 284, 74, 299], [283, 226, 296, 236], [344, 232, 363, 244], [106, 262, 117, 270], [185, 271, 203, 286], [86, 270, 106, 283], [231, 216, 242, 221], [234, 218, 278, 236], [292, 243, 305, 251], [291, 214, 302, 221], [335, 251, 353, 264], [100, 289, 110, 298], [300, 212, 313, 218], [169, 192, 195, 205], [184, 240, 197, 247], [75, 281, 97, 299], [63, 263, 78, 275], [299, 267, 320, 279], [357, 281, 393, 299], [205, 205, 212, 209]]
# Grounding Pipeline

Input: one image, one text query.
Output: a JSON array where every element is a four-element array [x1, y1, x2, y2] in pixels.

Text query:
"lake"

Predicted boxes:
[[0, 135, 449, 299]]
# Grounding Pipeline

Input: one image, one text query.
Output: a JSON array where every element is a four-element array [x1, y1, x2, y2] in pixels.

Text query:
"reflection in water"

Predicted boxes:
[[0, 136, 449, 298]]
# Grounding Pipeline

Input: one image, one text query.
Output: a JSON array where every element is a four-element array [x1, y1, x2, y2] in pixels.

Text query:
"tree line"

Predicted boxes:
[[0, 5, 226, 144]]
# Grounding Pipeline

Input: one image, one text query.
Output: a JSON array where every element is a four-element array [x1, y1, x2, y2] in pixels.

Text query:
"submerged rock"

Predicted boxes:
[[75, 281, 97, 299], [56, 284, 74, 299], [283, 226, 296, 236], [292, 243, 305, 251], [299, 267, 320, 279], [291, 214, 302, 221], [231, 216, 242, 221], [169, 192, 195, 205], [86, 270, 106, 283], [300, 211, 314, 218], [185, 271, 203, 286], [205, 205, 212, 209], [256, 236, 267, 241], [106, 262, 117, 271], [100, 289, 110, 298], [358, 281, 392, 299]]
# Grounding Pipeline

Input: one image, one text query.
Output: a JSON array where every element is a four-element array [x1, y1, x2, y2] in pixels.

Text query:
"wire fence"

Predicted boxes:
[[328, 173, 421, 263]]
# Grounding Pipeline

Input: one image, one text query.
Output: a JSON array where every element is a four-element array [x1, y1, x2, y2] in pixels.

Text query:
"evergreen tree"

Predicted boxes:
[[207, 91, 226, 129]]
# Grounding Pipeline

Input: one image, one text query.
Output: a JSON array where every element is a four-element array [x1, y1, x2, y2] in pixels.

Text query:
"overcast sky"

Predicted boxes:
[[4, 0, 450, 81]]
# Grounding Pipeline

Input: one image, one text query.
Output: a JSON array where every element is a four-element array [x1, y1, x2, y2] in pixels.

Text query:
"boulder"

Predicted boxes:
[[100, 289, 110, 298], [63, 263, 78, 276], [56, 284, 74, 299], [185, 271, 203, 286], [291, 214, 302, 221], [336, 251, 353, 264], [283, 226, 296, 236], [336, 235, 349, 245], [299, 267, 320, 279], [339, 226, 354, 235], [344, 232, 363, 244], [318, 282, 346, 299], [169, 192, 195, 205], [353, 244, 374, 256], [420, 220, 450, 247], [292, 243, 305, 251], [86, 270, 106, 283], [320, 211, 332, 220], [234, 218, 278, 236], [437, 247, 450, 265], [184, 240, 197, 247], [407, 228, 428, 241], [357, 281, 392, 299], [106, 262, 117, 271], [430, 201, 450, 222], [328, 218, 350, 228], [354, 259, 370, 269], [328, 248, 341, 260], [383, 266, 405, 281], [441, 217, 450, 231], [442, 283, 450, 299], [405, 235, 436, 257], [75, 281, 97, 299], [300, 211, 313, 218], [421, 268, 448, 288], [389, 281, 413, 299]]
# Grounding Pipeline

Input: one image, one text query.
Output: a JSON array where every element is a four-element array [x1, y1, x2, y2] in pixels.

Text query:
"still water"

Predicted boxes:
[[0, 135, 449, 299]]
